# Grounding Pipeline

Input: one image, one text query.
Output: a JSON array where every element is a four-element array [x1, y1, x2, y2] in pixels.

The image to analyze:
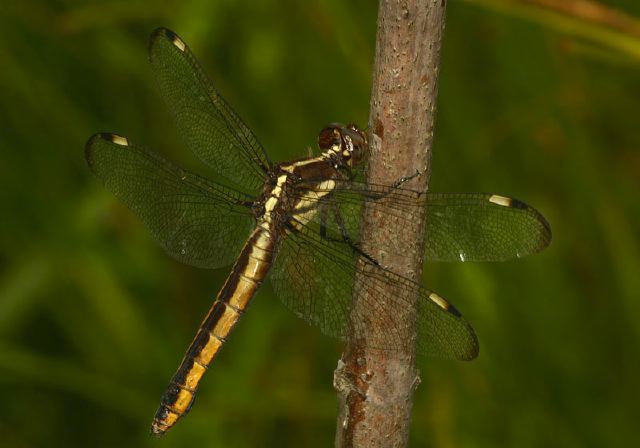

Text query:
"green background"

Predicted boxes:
[[1, 0, 639, 446]]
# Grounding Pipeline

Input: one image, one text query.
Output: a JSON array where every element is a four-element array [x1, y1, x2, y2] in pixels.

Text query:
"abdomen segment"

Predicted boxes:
[[151, 225, 275, 436]]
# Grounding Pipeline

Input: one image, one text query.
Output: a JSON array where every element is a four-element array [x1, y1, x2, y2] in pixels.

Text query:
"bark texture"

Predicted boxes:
[[334, 1, 448, 447]]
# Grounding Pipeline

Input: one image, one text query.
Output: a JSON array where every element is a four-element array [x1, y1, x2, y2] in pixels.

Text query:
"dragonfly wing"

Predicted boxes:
[[148, 28, 271, 195], [292, 182, 551, 263], [85, 133, 254, 269], [423, 193, 551, 262], [270, 218, 478, 360]]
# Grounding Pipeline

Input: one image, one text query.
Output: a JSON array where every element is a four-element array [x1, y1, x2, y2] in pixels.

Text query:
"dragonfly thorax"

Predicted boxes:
[[254, 124, 367, 227]]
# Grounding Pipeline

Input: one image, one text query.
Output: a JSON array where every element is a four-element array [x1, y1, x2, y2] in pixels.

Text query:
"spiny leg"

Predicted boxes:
[[317, 201, 381, 267], [365, 169, 423, 201]]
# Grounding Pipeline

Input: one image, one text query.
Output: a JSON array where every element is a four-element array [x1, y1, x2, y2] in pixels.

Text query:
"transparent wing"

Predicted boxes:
[[85, 133, 255, 269], [289, 181, 551, 263], [148, 28, 271, 195], [270, 219, 478, 360], [423, 192, 551, 261]]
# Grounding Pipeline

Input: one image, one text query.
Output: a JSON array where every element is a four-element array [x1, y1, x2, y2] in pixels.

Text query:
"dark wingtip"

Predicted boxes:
[[447, 302, 462, 318], [149, 27, 183, 62], [509, 198, 527, 210]]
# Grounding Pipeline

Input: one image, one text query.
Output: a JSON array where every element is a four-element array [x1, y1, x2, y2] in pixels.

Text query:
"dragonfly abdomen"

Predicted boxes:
[[151, 225, 277, 436]]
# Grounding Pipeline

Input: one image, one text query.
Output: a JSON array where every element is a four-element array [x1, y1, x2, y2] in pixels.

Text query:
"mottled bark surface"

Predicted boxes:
[[334, 1, 447, 447]]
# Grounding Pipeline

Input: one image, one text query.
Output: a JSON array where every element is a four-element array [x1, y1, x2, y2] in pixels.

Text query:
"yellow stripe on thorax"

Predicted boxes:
[[290, 179, 336, 228]]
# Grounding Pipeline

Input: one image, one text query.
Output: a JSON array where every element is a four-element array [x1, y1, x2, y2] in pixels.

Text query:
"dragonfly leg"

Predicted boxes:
[[316, 201, 381, 267], [391, 169, 422, 190], [362, 169, 423, 201]]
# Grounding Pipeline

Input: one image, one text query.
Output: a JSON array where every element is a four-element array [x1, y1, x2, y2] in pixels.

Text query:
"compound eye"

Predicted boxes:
[[318, 127, 341, 150]]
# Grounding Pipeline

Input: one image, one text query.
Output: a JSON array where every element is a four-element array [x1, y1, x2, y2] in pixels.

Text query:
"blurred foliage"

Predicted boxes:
[[469, 0, 640, 59], [0, 0, 639, 447]]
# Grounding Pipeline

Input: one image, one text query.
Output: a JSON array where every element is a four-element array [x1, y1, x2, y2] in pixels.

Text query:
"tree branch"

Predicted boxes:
[[334, 1, 448, 446]]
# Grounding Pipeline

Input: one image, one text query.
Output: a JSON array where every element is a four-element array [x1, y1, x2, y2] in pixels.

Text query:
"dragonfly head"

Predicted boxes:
[[318, 123, 368, 169]]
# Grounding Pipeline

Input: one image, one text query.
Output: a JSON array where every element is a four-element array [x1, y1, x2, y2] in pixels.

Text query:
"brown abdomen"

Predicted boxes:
[[151, 225, 275, 436]]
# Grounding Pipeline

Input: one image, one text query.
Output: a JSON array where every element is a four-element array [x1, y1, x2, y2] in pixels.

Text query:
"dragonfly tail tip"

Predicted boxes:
[[150, 422, 168, 438]]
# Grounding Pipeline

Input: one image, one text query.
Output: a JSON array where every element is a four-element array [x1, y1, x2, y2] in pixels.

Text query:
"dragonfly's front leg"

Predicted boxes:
[[317, 200, 380, 267], [363, 169, 423, 201]]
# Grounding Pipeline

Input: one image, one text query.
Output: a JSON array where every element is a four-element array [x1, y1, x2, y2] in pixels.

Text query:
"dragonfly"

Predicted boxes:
[[85, 28, 551, 436]]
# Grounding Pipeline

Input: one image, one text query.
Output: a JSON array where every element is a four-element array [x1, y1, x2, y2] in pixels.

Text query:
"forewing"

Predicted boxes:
[[148, 28, 271, 194], [270, 219, 479, 360], [423, 193, 551, 261], [85, 133, 254, 269], [290, 182, 551, 263]]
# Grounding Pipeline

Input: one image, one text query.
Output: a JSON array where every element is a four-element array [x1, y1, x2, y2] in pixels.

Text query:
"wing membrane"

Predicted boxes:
[[148, 28, 271, 194], [423, 193, 551, 261], [270, 220, 478, 360], [85, 133, 254, 269], [289, 181, 551, 263]]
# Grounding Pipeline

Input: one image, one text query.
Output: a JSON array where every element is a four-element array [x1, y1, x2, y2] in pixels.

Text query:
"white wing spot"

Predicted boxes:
[[489, 194, 513, 207], [428, 292, 450, 311], [172, 36, 186, 52], [110, 134, 129, 146]]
